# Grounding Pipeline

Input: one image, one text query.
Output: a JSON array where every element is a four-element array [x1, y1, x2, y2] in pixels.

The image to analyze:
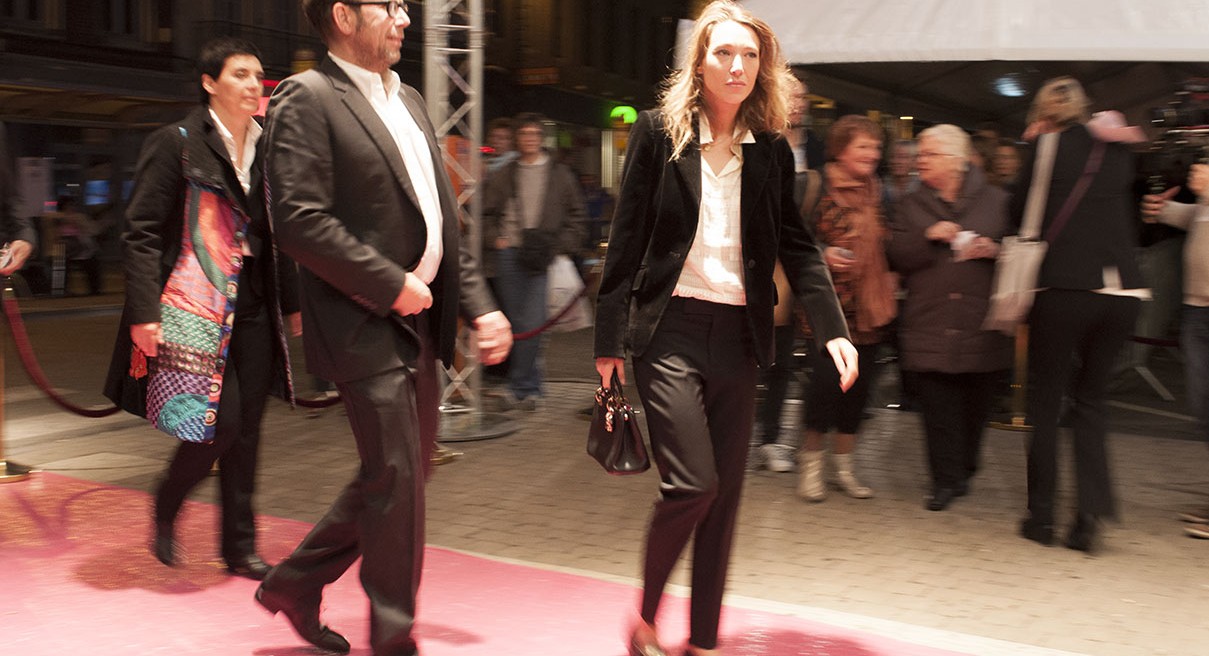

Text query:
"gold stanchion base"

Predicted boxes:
[[431, 445, 463, 466], [989, 416, 1032, 432], [0, 460, 34, 483]]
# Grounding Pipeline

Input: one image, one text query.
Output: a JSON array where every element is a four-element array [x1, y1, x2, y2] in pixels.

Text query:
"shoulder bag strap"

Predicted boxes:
[[1019, 132, 1058, 240], [1043, 139, 1107, 244]]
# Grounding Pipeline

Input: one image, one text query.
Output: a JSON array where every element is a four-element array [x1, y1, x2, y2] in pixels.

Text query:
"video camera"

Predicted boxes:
[[1149, 78, 1209, 129], [1143, 79, 1209, 193]]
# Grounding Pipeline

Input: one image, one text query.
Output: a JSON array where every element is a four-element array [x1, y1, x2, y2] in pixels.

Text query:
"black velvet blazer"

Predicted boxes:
[[593, 110, 848, 368]]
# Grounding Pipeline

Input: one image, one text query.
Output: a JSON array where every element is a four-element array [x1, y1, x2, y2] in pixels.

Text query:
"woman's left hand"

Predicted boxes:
[[824, 337, 859, 392], [962, 237, 1000, 261]]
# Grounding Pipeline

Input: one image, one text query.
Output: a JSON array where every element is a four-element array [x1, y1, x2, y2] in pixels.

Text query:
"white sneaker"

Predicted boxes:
[[760, 443, 795, 473]]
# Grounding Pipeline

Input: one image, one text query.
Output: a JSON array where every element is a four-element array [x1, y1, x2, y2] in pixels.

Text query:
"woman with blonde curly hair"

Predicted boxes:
[[593, 2, 857, 653]]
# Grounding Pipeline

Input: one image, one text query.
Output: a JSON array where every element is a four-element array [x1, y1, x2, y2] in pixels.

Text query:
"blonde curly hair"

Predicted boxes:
[[658, 0, 797, 160]]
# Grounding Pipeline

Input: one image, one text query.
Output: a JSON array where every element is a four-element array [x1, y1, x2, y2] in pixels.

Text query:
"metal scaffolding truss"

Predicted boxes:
[[424, 0, 513, 439]]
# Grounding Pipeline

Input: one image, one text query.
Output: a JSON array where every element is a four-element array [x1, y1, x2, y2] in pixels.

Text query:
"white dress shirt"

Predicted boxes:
[[673, 115, 755, 306], [330, 52, 443, 284], [209, 108, 260, 256]]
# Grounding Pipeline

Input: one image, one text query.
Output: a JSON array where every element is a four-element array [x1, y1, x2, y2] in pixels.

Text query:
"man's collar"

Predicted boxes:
[[328, 51, 401, 99]]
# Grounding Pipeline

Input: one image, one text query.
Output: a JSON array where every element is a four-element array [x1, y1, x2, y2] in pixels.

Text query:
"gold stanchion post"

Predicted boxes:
[[991, 323, 1031, 431], [0, 278, 32, 482]]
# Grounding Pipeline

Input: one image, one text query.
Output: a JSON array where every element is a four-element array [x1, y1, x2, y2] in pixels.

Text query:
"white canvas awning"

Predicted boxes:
[[732, 0, 1209, 130], [743, 0, 1209, 64]]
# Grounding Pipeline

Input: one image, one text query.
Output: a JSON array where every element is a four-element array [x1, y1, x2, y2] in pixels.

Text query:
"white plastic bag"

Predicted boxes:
[[546, 255, 592, 332]]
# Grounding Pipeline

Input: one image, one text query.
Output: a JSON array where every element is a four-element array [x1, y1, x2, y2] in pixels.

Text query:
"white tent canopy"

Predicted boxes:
[[737, 0, 1209, 130], [743, 0, 1209, 65]]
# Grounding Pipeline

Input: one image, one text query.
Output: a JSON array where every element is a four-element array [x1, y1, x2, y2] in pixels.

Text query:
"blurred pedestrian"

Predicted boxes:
[[752, 74, 819, 473], [593, 2, 856, 654], [0, 123, 36, 276], [1141, 163, 1209, 539], [1014, 77, 1147, 553], [886, 124, 1012, 511], [481, 113, 586, 410], [795, 115, 896, 502]]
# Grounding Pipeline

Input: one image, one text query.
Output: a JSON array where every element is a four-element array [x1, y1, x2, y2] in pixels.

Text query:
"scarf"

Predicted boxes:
[[822, 163, 897, 333]]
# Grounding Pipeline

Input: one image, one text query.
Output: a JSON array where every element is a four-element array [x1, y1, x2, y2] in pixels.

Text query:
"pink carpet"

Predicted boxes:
[[1, 473, 971, 655]]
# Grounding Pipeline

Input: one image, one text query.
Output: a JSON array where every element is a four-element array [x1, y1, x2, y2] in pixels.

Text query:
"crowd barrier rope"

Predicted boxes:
[[0, 280, 591, 416]]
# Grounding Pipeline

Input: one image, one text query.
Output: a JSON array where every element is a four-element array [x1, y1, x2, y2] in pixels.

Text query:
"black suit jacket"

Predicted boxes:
[[265, 57, 496, 382], [103, 106, 298, 413], [1010, 124, 1144, 291], [0, 123, 36, 247], [594, 110, 848, 368]]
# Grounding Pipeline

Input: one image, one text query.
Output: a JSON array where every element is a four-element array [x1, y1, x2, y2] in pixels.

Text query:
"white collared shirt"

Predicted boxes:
[[208, 108, 261, 196], [209, 108, 260, 256], [330, 52, 443, 284], [673, 115, 755, 306]]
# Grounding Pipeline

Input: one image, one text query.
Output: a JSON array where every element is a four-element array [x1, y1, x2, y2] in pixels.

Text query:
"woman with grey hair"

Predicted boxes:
[[1014, 77, 1145, 552], [886, 124, 1012, 512]]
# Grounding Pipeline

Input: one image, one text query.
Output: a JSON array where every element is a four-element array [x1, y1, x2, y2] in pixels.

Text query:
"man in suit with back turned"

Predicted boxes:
[[255, 1, 512, 654]]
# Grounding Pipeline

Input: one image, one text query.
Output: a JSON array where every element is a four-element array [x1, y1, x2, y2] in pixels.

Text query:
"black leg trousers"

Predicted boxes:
[[1026, 289, 1140, 524], [633, 298, 758, 651]]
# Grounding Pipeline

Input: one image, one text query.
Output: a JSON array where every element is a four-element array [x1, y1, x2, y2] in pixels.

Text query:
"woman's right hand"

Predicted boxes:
[[595, 357, 625, 388], [823, 246, 856, 273], [924, 220, 961, 243], [131, 322, 163, 357], [1140, 187, 1179, 222]]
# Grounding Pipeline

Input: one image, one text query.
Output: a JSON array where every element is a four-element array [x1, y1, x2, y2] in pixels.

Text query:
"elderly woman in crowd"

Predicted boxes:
[[886, 124, 1012, 512], [1014, 77, 1145, 552], [796, 115, 897, 502]]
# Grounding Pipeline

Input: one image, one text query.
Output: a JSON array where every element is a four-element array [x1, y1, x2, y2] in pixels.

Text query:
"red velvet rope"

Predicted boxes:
[[512, 286, 589, 341], [1, 292, 121, 418]]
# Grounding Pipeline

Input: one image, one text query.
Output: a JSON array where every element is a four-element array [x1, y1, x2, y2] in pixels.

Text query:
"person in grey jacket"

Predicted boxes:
[[1142, 163, 1209, 538], [481, 113, 586, 409], [887, 124, 1012, 512]]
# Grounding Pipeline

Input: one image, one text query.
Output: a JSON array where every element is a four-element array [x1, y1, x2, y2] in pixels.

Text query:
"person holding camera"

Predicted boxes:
[[481, 113, 586, 410], [1142, 163, 1209, 539]]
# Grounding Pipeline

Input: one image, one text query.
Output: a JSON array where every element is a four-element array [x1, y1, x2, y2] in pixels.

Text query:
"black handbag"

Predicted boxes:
[[586, 371, 650, 475]]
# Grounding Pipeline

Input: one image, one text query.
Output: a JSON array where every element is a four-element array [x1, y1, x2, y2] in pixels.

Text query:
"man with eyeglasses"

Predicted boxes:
[[256, 1, 511, 654]]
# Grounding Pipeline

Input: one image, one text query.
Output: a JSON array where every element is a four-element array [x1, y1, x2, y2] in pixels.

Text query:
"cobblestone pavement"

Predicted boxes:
[[4, 299, 1208, 656]]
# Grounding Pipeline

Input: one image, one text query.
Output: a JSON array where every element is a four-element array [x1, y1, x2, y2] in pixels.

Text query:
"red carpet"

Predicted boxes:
[[1, 473, 970, 655]]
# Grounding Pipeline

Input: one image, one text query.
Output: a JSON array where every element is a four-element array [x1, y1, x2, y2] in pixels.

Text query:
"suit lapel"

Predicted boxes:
[[325, 61, 423, 214], [740, 138, 771, 234], [674, 143, 703, 210]]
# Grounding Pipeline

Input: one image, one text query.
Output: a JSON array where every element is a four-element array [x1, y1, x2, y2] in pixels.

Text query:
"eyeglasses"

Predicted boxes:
[[342, 1, 409, 17], [916, 151, 955, 160]]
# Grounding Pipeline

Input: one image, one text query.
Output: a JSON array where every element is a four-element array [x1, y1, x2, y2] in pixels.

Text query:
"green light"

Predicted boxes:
[[610, 105, 638, 125]]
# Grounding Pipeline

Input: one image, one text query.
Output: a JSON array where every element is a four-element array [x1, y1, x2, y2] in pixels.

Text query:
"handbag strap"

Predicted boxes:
[[1018, 132, 1057, 240], [1042, 139, 1106, 244]]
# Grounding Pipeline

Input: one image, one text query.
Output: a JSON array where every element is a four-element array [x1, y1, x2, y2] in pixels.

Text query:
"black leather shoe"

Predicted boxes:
[[226, 554, 272, 580], [152, 522, 178, 567], [926, 487, 956, 511], [255, 583, 350, 654], [1065, 513, 1100, 553], [1019, 517, 1055, 546]]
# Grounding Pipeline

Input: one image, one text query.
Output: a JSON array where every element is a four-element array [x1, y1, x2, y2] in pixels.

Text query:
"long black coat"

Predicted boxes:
[[103, 106, 299, 416], [593, 110, 848, 368]]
